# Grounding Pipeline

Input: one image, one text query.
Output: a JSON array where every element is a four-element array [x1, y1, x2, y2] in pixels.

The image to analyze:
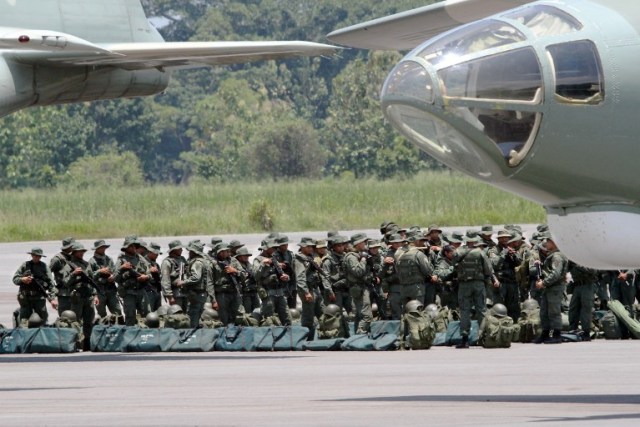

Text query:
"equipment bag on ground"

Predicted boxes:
[[214, 326, 259, 351], [90, 325, 130, 352], [0, 328, 78, 354], [478, 315, 518, 348], [400, 313, 435, 350], [170, 328, 220, 352], [608, 300, 640, 339], [256, 326, 309, 351], [122, 328, 180, 352], [341, 332, 399, 351], [370, 320, 401, 337], [445, 320, 479, 346], [303, 337, 345, 351]]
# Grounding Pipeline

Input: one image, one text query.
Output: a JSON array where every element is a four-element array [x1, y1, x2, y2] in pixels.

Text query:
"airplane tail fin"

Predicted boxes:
[[0, 0, 162, 43]]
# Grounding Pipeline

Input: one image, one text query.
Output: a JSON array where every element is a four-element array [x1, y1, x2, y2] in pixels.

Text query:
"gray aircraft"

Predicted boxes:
[[0, 0, 335, 117], [328, 0, 640, 269]]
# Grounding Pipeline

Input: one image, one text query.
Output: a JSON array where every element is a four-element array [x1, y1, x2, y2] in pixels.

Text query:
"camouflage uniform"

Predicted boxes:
[[536, 240, 569, 343], [382, 234, 406, 320], [13, 249, 57, 324], [434, 248, 458, 310], [88, 240, 122, 318], [160, 240, 188, 311], [321, 236, 351, 313], [489, 231, 522, 321], [114, 238, 151, 326], [568, 262, 597, 336], [344, 233, 373, 334], [253, 241, 291, 326], [49, 237, 75, 315], [183, 242, 214, 328], [273, 236, 297, 308], [212, 245, 244, 326], [236, 247, 260, 313]]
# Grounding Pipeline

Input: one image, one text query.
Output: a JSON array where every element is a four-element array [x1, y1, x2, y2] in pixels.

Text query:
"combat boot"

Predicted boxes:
[[544, 329, 562, 344], [455, 335, 469, 349], [582, 330, 591, 342], [533, 330, 550, 344]]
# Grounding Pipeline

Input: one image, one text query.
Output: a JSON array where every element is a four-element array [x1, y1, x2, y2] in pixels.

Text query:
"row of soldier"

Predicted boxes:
[[13, 222, 632, 350]]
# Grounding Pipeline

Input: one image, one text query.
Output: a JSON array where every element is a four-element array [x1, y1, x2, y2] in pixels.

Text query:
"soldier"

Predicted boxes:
[[13, 248, 58, 325], [314, 240, 328, 265], [62, 243, 99, 351], [434, 245, 459, 310], [49, 237, 75, 314], [273, 235, 297, 308], [183, 241, 214, 328], [294, 237, 334, 338], [253, 239, 291, 326], [145, 242, 163, 312], [425, 225, 443, 265], [567, 261, 598, 341], [344, 233, 374, 334], [229, 239, 244, 257], [534, 235, 569, 344], [367, 239, 387, 320], [489, 230, 522, 320], [610, 269, 636, 308], [115, 237, 152, 326], [382, 233, 406, 320], [395, 233, 437, 306], [212, 244, 244, 325], [236, 247, 260, 313], [321, 235, 351, 313], [479, 225, 497, 250], [88, 240, 122, 319], [455, 236, 498, 349], [161, 240, 188, 311]]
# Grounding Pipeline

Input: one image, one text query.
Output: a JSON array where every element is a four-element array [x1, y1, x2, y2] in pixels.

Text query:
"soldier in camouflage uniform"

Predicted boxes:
[[344, 233, 374, 334], [253, 239, 291, 325], [489, 230, 522, 321], [212, 244, 244, 326], [61, 243, 99, 351], [321, 235, 351, 313], [295, 237, 335, 338], [382, 234, 406, 320], [434, 245, 459, 310], [273, 235, 297, 308], [425, 225, 444, 266], [49, 237, 75, 315], [13, 248, 58, 325], [115, 237, 152, 326], [161, 240, 188, 311], [568, 261, 598, 340], [236, 247, 260, 313], [367, 239, 387, 320], [144, 242, 163, 312], [183, 241, 215, 328], [534, 235, 569, 344], [395, 233, 437, 306], [88, 240, 122, 319], [479, 225, 497, 251]]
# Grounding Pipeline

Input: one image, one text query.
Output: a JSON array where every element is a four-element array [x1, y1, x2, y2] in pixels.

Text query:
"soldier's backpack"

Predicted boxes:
[[517, 309, 542, 343], [479, 314, 517, 348], [433, 307, 450, 333], [200, 319, 224, 329], [235, 312, 260, 327], [164, 313, 191, 329], [600, 311, 622, 339], [260, 315, 282, 327], [317, 312, 350, 339], [400, 312, 435, 350], [53, 318, 84, 350], [96, 314, 126, 326]]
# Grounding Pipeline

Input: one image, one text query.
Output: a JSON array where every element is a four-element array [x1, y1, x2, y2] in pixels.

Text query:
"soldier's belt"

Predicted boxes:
[[20, 289, 44, 297]]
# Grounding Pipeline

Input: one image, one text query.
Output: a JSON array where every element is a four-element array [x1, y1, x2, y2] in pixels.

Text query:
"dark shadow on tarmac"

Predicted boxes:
[[532, 413, 640, 423], [0, 353, 310, 363], [0, 386, 90, 392], [325, 395, 640, 405]]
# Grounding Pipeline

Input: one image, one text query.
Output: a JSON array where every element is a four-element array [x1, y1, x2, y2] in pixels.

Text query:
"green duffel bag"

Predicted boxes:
[[445, 320, 479, 346], [303, 338, 345, 351], [370, 320, 401, 336], [0, 328, 77, 354], [256, 326, 309, 351], [600, 311, 621, 339], [122, 328, 180, 352], [341, 333, 399, 351], [170, 328, 219, 352], [214, 326, 258, 352], [608, 300, 640, 339], [90, 325, 130, 352], [432, 332, 447, 346]]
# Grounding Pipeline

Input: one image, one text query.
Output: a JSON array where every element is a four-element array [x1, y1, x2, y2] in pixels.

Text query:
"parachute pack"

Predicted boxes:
[[400, 311, 435, 350]]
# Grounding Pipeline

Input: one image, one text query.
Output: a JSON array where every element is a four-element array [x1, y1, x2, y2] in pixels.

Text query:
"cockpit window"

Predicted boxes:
[[503, 5, 582, 37], [418, 20, 526, 67], [438, 48, 542, 102], [547, 40, 604, 104]]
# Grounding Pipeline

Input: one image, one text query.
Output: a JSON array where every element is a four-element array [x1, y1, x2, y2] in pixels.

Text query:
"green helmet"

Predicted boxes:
[[61, 310, 77, 322], [323, 304, 341, 316], [156, 306, 168, 317], [204, 302, 213, 310], [289, 308, 301, 320], [201, 308, 218, 321], [168, 304, 183, 315], [425, 304, 439, 319], [146, 312, 160, 328], [371, 303, 378, 314], [522, 299, 540, 311], [405, 299, 424, 314], [491, 303, 508, 318], [28, 312, 43, 328]]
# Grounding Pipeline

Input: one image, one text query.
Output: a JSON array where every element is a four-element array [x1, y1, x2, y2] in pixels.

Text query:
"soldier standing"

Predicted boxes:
[[321, 235, 351, 313], [295, 237, 334, 338], [253, 239, 291, 325], [568, 261, 598, 341], [435, 245, 459, 310], [161, 240, 188, 311], [382, 234, 406, 320], [274, 235, 297, 308], [212, 244, 244, 325], [236, 247, 260, 313], [88, 240, 122, 319], [344, 233, 374, 334], [13, 248, 58, 325], [395, 233, 437, 306], [145, 242, 163, 312], [367, 239, 387, 320], [183, 241, 214, 328], [490, 230, 522, 320], [49, 237, 75, 315], [115, 237, 151, 326]]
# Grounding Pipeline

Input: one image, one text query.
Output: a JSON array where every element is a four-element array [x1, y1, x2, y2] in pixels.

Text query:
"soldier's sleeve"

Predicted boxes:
[[183, 259, 204, 288], [435, 260, 454, 282], [61, 264, 79, 289], [417, 251, 434, 277], [88, 258, 101, 282], [114, 256, 127, 283], [12, 262, 27, 286], [160, 258, 174, 297], [137, 255, 151, 275], [344, 253, 367, 279], [294, 258, 309, 296], [43, 263, 58, 297], [204, 260, 216, 304], [542, 253, 565, 287], [481, 253, 494, 279]]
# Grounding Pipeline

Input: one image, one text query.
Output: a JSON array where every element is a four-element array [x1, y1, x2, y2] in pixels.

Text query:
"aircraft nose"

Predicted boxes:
[[383, 61, 434, 105]]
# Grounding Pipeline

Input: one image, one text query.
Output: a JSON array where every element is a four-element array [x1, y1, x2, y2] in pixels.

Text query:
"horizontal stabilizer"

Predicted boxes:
[[327, 0, 535, 50]]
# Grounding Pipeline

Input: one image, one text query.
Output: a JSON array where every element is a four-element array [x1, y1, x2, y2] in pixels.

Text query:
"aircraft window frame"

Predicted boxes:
[[502, 5, 582, 37], [547, 40, 604, 104]]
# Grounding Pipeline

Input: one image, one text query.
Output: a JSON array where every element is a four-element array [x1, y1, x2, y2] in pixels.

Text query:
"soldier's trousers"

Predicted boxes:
[[123, 290, 150, 326], [569, 284, 595, 331], [370, 284, 387, 320], [423, 283, 436, 306], [217, 291, 240, 326], [401, 283, 424, 306], [610, 279, 635, 307], [540, 285, 564, 331], [243, 292, 261, 313], [261, 289, 291, 326], [501, 281, 520, 322], [388, 285, 403, 320], [70, 295, 95, 345], [350, 285, 372, 334], [458, 281, 486, 337], [17, 293, 47, 323], [186, 290, 207, 328], [439, 284, 459, 310], [146, 289, 162, 312], [96, 288, 122, 318], [333, 290, 353, 314], [301, 287, 325, 339], [57, 294, 72, 316]]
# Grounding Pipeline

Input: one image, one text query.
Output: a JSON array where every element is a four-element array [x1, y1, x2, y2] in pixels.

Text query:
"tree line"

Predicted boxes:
[[0, 0, 444, 189]]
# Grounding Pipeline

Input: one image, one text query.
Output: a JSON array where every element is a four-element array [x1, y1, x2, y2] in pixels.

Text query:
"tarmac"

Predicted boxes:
[[2, 227, 639, 426]]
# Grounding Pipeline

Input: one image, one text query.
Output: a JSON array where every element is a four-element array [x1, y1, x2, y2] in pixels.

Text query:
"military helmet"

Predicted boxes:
[[491, 303, 508, 318], [405, 299, 424, 314], [145, 312, 160, 328], [168, 304, 183, 315], [289, 308, 301, 320], [323, 304, 341, 316], [425, 304, 439, 319], [371, 303, 378, 314], [61, 310, 77, 322], [28, 312, 43, 328], [156, 306, 168, 317], [201, 308, 218, 321], [204, 302, 213, 310], [522, 299, 540, 311]]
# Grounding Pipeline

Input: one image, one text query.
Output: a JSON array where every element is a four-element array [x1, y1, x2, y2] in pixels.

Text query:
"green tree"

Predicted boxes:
[[61, 151, 145, 189]]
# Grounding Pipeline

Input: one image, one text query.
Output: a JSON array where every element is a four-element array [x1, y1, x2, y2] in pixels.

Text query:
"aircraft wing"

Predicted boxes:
[[5, 38, 339, 70], [327, 0, 536, 50]]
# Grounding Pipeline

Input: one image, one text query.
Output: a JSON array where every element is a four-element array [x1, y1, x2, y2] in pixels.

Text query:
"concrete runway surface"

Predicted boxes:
[[3, 226, 640, 426]]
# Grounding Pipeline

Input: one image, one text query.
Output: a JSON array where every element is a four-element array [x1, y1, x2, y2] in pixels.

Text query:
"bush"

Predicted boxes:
[[60, 151, 145, 189]]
